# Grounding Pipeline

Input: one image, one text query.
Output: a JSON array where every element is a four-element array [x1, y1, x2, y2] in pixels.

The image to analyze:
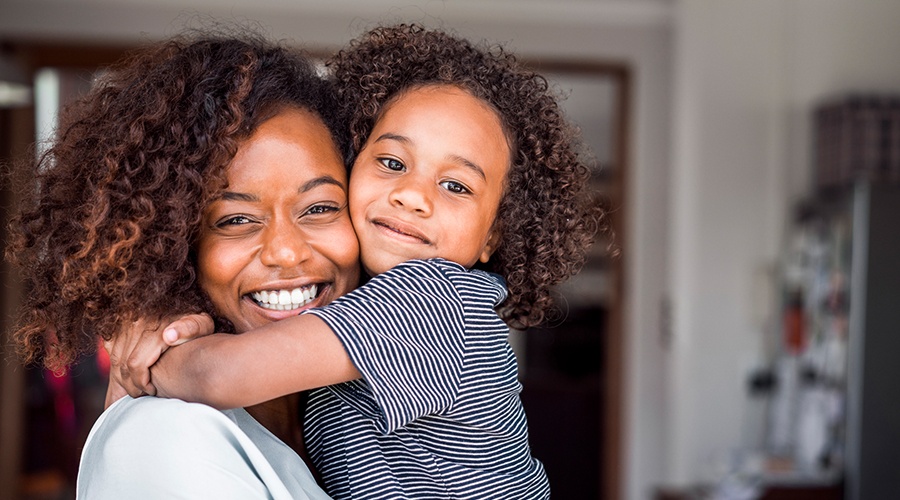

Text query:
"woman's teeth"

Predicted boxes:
[[250, 285, 318, 311]]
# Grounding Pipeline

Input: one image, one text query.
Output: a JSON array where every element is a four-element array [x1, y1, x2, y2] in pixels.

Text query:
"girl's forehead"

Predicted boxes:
[[375, 83, 514, 151]]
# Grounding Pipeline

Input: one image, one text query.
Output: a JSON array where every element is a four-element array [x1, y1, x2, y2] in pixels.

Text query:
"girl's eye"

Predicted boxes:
[[439, 180, 470, 194], [378, 158, 405, 172]]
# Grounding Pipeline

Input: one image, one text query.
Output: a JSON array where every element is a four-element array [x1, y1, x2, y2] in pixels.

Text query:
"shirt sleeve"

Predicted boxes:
[[77, 397, 298, 500], [306, 259, 469, 434]]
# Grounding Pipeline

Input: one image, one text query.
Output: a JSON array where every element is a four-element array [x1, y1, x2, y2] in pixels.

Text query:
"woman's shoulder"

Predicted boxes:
[[93, 396, 233, 443], [106, 394, 227, 420], [77, 396, 272, 498], [81, 397, 241, 468], [78, 396, 329, 499]]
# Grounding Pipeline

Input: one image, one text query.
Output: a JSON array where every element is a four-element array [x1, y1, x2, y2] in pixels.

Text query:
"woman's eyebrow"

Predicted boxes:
[[216, 176, 344, 201], [300, 175, 346, 193], [219, 191, 258, 202]]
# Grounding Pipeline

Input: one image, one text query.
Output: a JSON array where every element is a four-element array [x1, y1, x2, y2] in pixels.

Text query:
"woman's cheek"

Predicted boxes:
[[196, 236, 250, 310], [320, 220, 361, 294]]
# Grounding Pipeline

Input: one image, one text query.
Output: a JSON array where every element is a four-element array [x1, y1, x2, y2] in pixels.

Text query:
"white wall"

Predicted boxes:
[[664, 0, 900, 491], [667, 0, 790, 485]]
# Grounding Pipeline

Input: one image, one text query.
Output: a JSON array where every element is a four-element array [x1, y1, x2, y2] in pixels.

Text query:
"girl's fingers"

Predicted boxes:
[[164, 313, 215, 346]]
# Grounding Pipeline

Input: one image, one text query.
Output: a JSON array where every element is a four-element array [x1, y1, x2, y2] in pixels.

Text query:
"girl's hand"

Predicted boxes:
[[105, 313, 214, 401]]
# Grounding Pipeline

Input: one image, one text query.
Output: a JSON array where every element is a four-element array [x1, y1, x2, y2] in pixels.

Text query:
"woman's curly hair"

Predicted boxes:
[[329, 24, 610, 329], [6, 32, 347, 372]]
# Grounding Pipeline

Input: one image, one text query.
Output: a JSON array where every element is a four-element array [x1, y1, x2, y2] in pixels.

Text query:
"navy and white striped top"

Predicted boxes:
[[305, 258, 549, 499]]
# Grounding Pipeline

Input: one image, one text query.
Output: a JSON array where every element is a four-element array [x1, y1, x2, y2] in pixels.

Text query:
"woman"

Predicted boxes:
[[6, 33, 359, 498]]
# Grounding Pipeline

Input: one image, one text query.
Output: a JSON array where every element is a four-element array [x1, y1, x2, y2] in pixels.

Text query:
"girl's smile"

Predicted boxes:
[[370, 216, 431, 244]]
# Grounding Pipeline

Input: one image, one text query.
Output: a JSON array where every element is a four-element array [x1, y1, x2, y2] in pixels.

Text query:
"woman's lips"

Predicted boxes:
[[247, 283, 319, 311]]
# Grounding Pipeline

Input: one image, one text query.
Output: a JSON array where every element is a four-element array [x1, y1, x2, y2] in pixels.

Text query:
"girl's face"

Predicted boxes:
[[197, 107, 360, 333], [349, 85, 511, 276]]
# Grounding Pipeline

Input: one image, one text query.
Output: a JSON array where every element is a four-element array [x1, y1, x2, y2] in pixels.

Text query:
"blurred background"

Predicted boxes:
[[1, 1, 899, 499]]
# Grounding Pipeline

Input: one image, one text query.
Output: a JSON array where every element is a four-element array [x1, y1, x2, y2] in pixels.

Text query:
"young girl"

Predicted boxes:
[[123, 24, 607, 499]]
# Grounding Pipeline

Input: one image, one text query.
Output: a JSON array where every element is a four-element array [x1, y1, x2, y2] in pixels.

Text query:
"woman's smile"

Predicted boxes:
[[248, 283, 319, 311]]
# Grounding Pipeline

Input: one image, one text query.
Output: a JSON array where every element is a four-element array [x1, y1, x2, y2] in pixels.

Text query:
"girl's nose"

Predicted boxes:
[[388, 177, 433, 216], [259, 218, 312, 268]]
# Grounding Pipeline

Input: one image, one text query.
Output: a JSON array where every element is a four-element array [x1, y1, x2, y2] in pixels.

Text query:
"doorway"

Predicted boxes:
[[517, 62, 629, 500]]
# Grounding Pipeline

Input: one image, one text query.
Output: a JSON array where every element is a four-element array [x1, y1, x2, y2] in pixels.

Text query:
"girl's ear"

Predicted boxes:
[[478, 227, 502, 264]]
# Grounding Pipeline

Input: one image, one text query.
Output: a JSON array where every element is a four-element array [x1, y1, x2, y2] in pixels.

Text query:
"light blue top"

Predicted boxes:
[[77, 396, 331, 499]]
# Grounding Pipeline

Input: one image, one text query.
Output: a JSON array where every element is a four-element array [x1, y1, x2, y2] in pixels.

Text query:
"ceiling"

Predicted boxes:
[[0, 0, 672, 49]]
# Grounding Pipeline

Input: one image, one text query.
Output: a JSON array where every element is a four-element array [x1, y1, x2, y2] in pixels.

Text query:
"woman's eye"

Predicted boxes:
[[305, 204, 339, 216], [216, 215, 253, 227], [440, 180, 470, 194], [378, 158, 405, 172]]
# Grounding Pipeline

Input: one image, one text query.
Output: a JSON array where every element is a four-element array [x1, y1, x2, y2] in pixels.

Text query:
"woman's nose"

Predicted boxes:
[[259, 218, 312, 268], [388, 177, 433, 216]]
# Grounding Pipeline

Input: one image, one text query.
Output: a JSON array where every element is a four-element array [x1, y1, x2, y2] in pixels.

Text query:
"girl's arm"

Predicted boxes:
[[105, 313, 215, 406], [151, 313, 360, 409]]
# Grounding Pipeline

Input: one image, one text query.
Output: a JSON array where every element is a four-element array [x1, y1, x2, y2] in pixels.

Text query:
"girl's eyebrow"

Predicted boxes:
[[217, 175, 345, 202], [373, 132, 409, 145], [373, 133, 486, 180], [448, 155, 486, 180]]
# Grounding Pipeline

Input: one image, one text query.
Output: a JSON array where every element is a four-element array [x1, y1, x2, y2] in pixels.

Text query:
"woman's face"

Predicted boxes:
[[197, 107, 360, 333]]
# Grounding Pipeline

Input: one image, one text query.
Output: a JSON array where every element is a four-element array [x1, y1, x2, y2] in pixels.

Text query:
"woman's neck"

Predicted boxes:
[[244, 391, 320, 484], [245, 393, 302, 449]]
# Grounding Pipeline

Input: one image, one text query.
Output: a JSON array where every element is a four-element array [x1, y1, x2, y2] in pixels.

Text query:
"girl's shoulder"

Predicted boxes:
[[376, 258, 508, 305]]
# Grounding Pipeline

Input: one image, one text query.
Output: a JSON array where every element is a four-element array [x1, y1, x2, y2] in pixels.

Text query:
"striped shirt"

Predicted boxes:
[[305, 258, 550, 499]]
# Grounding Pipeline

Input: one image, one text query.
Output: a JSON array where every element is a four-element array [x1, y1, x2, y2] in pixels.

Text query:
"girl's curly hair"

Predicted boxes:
[[6, 32, 347, 372], [329, 24, 609, 329]]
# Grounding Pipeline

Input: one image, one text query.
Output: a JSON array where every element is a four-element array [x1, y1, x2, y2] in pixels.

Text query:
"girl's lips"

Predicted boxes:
[[371, 217, 430, 244]]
